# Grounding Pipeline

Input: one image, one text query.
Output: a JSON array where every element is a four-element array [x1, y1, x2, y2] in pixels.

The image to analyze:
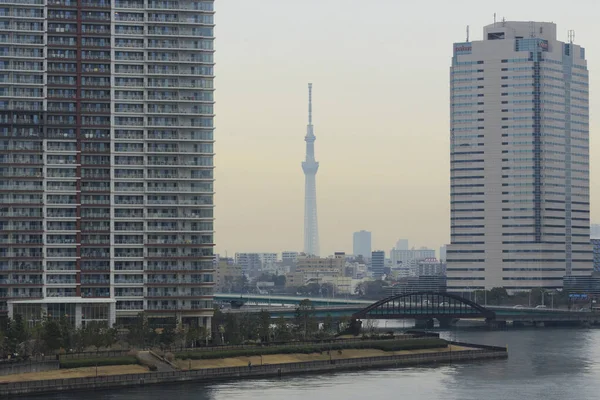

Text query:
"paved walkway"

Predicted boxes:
[[137, 351, 176, 372]]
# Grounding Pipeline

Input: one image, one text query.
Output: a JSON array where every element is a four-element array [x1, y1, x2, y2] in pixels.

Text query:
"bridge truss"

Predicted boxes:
[[352, 291, 496, 320]]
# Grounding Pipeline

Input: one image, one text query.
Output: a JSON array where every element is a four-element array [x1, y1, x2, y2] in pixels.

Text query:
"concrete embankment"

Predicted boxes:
[[0, 343, 507, 397]]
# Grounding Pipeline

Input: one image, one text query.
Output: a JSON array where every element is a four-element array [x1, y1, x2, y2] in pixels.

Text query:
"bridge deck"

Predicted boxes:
[[216, 293, 600, 323]]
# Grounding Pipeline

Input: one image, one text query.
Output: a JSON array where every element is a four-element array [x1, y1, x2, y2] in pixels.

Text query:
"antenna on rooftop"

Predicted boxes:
[[502, 17, 506, 27], [568, 30, 575, 43], [493, 13, 496, 26], [466, 25, 470, 42], [529, 21, 535, 38]]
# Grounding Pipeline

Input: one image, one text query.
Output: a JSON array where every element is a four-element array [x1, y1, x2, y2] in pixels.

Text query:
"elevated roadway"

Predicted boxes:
[[217, 293, 600, 326]]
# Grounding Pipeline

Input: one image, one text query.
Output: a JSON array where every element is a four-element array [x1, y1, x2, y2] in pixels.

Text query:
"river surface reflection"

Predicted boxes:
[[20, 328, 600, 400]]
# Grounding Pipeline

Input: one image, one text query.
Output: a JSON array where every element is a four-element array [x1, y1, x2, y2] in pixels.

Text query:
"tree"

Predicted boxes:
[[5, 314, 29, 357], [223, 313, 242, 344], [8, 314, 28, 351], [42, 319, 63, 353], [488, 287, 509, 306], [273, 275, 286, 287], [322, 314, 334, 336], [295, 299, 317, 339], [58, 316, 75, 351], [297, 283, 320, 296], [102, 326, 118, 349], [257, 310, 271, 343], [354, 280, 388, 298], [127, 313, 156, 348], [160, 321, 177, 349], [238, 313, 259, 342], [273, 316, 292, 342]]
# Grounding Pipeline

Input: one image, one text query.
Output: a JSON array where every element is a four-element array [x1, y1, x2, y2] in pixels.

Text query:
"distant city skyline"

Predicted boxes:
[[214, 1, 600, 257]]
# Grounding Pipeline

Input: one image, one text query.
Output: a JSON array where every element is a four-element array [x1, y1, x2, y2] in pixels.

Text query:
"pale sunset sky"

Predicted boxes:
[[213, 0, 600, 257]]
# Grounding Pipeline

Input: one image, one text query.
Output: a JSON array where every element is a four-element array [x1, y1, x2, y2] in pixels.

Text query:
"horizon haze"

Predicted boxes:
[[214, 0, 600, 256]]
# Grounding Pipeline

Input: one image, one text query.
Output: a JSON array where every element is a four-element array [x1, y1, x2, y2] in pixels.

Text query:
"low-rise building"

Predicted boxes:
[[215, 260, 243, 293], [390, 248, 436, 268], [282, 251, 299, 267], [386, 276, 447, 295]]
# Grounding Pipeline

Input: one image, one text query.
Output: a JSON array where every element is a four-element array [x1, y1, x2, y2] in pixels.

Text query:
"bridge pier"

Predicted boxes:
[[486, 319, 507, 330], [414, 318, 434, 329], [437, 318, 458, 329]]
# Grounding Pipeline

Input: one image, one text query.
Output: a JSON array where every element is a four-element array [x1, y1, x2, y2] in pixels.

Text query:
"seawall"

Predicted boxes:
[[0, 344, 507, 397]]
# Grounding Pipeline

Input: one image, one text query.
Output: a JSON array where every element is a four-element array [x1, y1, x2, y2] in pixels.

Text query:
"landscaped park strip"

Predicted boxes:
[[0, 338, 508, 397]]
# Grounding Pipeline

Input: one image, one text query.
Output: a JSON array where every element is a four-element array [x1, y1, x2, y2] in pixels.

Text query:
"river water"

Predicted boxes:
[[20, 328, 600, 400]]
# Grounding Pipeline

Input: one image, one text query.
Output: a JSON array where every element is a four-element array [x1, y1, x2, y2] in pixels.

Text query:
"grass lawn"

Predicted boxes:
[[176, 344, 474, 370], [0, 365, 149, 383]]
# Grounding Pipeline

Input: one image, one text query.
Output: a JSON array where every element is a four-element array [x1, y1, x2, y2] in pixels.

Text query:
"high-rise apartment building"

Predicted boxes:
[[447, 21, 592, 292], [0, 0, 216, 328], [352, 230, 371, 259]]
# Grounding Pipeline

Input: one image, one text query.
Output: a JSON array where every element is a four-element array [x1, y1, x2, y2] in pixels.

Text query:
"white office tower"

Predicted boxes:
[[447, 21, 592, 292], [0, 0, 216, 328]]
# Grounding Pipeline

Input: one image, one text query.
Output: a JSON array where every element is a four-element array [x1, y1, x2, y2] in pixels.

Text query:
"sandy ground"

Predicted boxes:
[[176, 345, 474, 370], [0, 365, 149, 383]]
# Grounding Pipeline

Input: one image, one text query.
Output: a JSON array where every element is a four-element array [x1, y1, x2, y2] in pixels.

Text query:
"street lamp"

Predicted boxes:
[[548, 292, 555, 309], [541, 290, 546, 307]]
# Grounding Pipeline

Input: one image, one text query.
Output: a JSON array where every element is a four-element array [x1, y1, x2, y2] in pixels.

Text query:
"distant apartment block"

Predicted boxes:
[[371, 250, 385, 278], [439, 245, 447, 261], [395, 239, 409, 251], [234, 253, 277, 275], [416, 258, 446, 277], [390, 248, 436, 268]]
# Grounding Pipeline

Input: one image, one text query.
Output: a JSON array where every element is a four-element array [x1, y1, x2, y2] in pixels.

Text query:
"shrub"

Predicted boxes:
[[174, 339, 447, 360], [165, 352, 174, 362], [135, 353, 158, 371], [59, 356, 138, 369]]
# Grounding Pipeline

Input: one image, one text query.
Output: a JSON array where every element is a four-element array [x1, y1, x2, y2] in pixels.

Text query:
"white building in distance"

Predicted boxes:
[[353, 230, 372, 259], [390, 248, 436, 268]]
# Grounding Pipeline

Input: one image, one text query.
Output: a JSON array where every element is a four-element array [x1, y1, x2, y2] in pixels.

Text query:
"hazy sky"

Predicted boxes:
[[213, 0, 600, 257]]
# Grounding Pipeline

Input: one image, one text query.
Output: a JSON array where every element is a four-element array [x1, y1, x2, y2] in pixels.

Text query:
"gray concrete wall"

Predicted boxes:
[[0, 347, 507, 396], [0, 360, 59, 376]]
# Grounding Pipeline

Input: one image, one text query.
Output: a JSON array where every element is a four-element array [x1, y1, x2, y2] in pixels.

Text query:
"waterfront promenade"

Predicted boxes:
[[0, 341, 506, 397]]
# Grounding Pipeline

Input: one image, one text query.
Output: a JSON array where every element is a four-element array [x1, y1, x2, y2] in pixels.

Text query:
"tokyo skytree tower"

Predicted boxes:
[[302, 83, 320, 256]]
